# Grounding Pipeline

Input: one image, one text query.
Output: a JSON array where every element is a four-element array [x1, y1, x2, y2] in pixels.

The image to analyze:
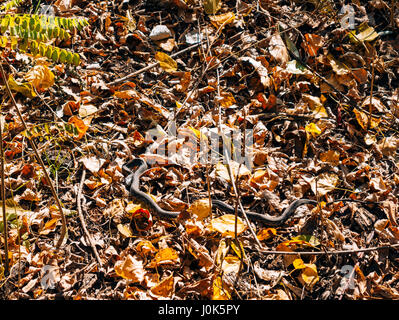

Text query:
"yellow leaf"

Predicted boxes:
[[298, 263, 319, 287], [148, 247, 180, 268], [302, 94, 328, 118], [293, 258, 306, 269], [126, 202, 143, 214], [209, 12, 235, 30], [212, 276, 231, 300], [8, 75, 36, 98], [39, 218, 58, 235], [305, 122, 322, 137], [257, 228, 277, 241], [209, 214, 247, 237], [114, 254, 146, 282], [230, 240, 247, 263], [319, 150, 340, 165], [117, 223, 134, 238], [150, 274, 175, 297], [155, 51, 177, 73], [353, 108, 381, 130], [188, 198, 211, 220], [136, 240, 158, 256], [204, 0, 221, 14], [216, 91, 236, 108], [24, 64, 55, 92]]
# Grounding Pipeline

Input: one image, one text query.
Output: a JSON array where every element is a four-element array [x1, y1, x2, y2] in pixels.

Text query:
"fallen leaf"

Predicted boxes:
[[136, 240, 158, 257], [298, 263, 319, 288], [24, 64, 55, 92], [209, 214, 247, 237], [148, 247, 180, 268], [80, 156, 106, 174], [257, 228, 277, 241], [302, 34, 324, 57], [209, 12, 235, 30], [8, 75, 36, 98], [150, 274, 175, 297], [114, 254, 146, 283], [212, 276, 231, 300], [155, 51, 177, 73], [269, 33, 289, 64], [204, 0, 221, 14], [117, 223, 134, 238], [188, 198, 212, 220]]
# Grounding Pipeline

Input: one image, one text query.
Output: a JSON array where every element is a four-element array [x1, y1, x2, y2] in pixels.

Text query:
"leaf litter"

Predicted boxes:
[[0, 0, 399, 301]]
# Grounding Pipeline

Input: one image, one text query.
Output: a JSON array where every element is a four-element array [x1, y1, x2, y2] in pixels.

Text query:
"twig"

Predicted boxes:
[[367, 56, 376, 131], [76, 167, 103, 270], [258, 242, 399, 255], [0, 61, 67, 248], [215, 68, 263, 249], [108, 43, 201, 87], [0, 100, 9, 275]]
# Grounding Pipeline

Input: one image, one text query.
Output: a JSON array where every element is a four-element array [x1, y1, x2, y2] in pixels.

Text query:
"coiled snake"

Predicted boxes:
[[123, 158, 379, 225]]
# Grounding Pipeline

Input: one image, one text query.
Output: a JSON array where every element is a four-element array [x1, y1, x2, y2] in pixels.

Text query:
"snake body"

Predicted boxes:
[[123, 158, 378, 226]]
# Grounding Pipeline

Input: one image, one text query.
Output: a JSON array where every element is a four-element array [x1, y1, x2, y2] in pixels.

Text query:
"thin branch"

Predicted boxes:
[[258, 243, 399, 256], [76, 167, 103, 270], [0, 61, 67, 248], [0, 100, 9, 275], [108, 43, 201, 87]]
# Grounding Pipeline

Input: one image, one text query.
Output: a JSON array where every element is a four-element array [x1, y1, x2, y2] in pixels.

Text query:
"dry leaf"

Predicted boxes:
[[188, 198, 212, 220], [150, 274, 175, 297], [24, 64, 55, 92], [80, 156, 106, 174], [114, 254, 146, 283], [148, 247, 180, 268], [212, 276, 231, 300], [257, 228, 277, 241], [155, 52, 178, 73], [269, 33, 289, 64], [302, 33, 324, 57], [307, 172, 339, 196], [298, 263, 319, 288], [209, 12, 235, 30], [136, 240, 158, 257], [204, 0, 221, 14], [209, 214, 247, 237]]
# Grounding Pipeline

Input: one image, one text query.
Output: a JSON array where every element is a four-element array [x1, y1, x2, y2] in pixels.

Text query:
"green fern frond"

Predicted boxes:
[[0, 13, 89, 40], [0, 35, 80, 65], [0, 0, 22, 12], [0, 13, 87, 65]]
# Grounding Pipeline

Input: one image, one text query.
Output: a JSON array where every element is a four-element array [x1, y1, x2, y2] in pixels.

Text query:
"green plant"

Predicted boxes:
[[0, 4, 88, 64], [0, 1, 89, 260]]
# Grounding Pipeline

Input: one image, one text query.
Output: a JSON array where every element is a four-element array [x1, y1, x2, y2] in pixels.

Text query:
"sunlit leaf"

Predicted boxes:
[[209, 12, 235, 30], [209, 214, 247, 237], [188, 198, 211, 220], [114, 254, 146, 282], [150, 274, 175, 297], [155, 51, 177, 73], [8, 75, 36, 98], [24, 64, 55, 92], [204, 0, 221, 14]]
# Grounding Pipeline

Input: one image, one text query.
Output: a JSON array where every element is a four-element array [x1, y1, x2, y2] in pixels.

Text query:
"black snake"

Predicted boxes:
[[123, 158, 379, 226]]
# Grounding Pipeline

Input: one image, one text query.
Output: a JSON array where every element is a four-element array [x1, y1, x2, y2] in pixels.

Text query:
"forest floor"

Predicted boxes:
[[1, 0, 399, 300]]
